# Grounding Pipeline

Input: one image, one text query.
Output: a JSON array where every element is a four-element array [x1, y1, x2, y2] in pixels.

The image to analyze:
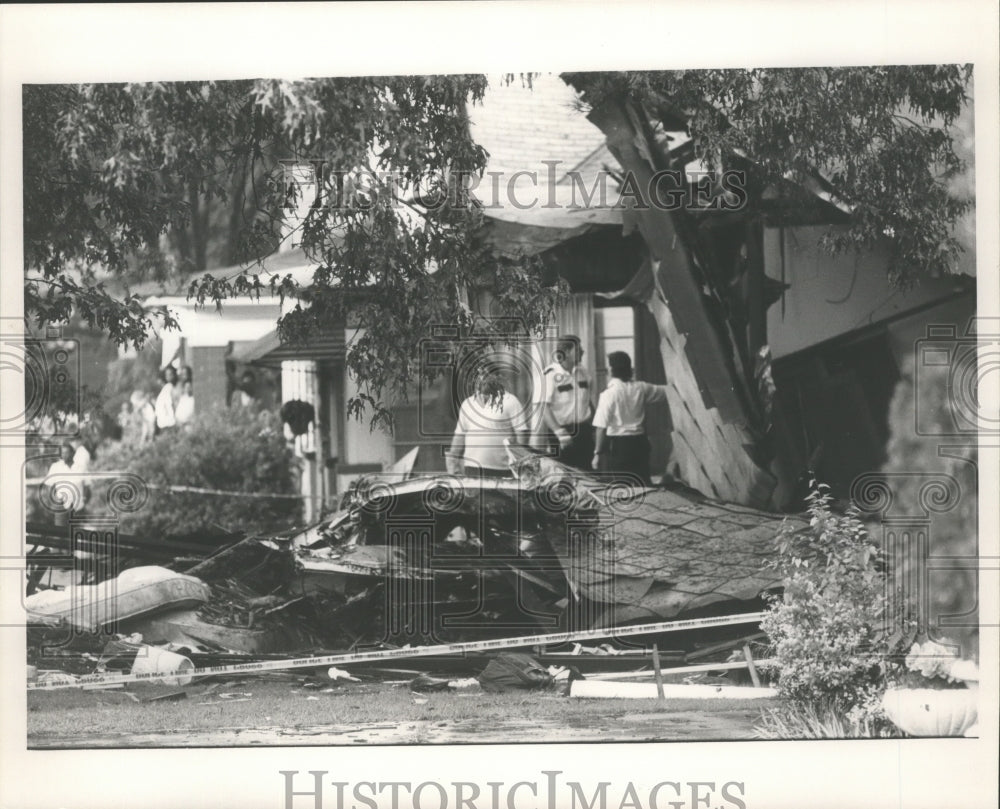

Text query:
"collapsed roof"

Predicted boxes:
[[280, 447, 801, 642]]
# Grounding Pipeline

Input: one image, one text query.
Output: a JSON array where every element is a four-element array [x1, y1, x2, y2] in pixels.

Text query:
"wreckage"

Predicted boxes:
[[27, 446, 802, 661], [282, 446, 793, 640]]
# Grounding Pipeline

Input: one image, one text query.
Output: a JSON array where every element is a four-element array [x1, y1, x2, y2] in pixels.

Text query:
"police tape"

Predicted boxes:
[[25, 476, 306, 499], [27, 611, 766, 691]]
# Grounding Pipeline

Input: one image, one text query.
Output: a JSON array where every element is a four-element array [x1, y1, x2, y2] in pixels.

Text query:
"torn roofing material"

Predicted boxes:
[[287, 449, 801, 630], [549, 488, 790, 625]]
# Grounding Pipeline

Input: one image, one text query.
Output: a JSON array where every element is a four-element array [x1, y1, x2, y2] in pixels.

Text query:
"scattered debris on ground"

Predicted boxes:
[[25, 451, 801, 699]]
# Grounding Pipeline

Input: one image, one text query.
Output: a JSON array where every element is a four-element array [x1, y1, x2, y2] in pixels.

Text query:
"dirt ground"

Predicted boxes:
[[27, 676, 768, 748]]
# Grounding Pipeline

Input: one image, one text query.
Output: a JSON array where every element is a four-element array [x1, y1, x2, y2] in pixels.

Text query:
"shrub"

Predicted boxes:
[[761, 483, 895, 714], [92, 404, 301, 539]]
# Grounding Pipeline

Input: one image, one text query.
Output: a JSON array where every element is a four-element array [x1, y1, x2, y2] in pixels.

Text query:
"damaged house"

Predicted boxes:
[[232, 74, 975, 514]]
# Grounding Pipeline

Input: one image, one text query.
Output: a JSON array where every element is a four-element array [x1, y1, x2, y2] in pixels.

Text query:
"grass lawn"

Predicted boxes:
[[27, 675, 770, 746]]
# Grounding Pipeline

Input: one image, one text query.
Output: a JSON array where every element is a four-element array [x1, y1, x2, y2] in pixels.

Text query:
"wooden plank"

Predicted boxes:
[[652, 643, 665, 700], [686, 632, 766, 661], [587, 658, 776, 681], [570, 679, 777, 700], [743, 643, 762, 688]]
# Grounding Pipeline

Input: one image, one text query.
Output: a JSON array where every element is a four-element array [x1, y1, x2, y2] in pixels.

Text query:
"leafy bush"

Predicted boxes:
[[761, 483, 895, 714], [93, 405, 301, 538]]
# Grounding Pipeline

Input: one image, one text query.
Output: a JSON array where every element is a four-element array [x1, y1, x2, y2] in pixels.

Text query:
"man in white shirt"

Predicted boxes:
[[591, 351, 669, 485], [540, 335, 594, 470], [447, 371, 529, 477]]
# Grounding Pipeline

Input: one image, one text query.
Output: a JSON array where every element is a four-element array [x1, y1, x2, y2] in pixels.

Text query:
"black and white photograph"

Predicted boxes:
[[1, 2, 997, 808]]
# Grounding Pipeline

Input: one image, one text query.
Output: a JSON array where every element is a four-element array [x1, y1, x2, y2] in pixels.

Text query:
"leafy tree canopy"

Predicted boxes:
[[568, 66, 973, 287], [23, 67, 973, 425], [24, 76, 559, 427]]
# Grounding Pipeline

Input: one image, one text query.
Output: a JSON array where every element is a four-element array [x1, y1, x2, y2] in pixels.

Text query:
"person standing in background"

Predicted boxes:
[[234, 369, 258, 408], [591, 351, 669, 485], [43, 442, 83, 525], [129, 390, 157, 443], [175, 379, 195, 427], [447, 370, 529, 478], [70, 436, 91, 474], [154, 365, 179, 435], [540, 335, 594, 470]]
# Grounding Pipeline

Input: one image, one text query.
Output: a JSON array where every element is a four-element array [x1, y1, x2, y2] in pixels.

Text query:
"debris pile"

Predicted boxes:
[[26, 449, 805, 697]]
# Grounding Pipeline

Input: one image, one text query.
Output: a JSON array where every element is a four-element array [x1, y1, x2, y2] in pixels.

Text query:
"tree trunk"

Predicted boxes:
[[585, 99, 776, 508], [189, 185, 207, 271], [225, 161, 250, 266]]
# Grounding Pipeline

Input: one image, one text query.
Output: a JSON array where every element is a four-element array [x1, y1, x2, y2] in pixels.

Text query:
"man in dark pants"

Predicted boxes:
[[540, 335, 594, 470], [591, 351, 669, 485]]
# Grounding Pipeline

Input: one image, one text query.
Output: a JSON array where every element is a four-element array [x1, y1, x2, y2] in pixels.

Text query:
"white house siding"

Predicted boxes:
[[342, 363, 395, 482], [764, 226, 963, 359]]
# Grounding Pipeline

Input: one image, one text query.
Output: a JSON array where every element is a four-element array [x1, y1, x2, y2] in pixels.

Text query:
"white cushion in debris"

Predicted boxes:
[[23, 589, 67, 610], [25, 565, 211, 631]]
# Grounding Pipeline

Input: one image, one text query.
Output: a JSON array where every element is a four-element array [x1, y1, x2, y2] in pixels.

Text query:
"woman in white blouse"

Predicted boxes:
[[154, 365, 179, 435], [175, 379, 195, 426]]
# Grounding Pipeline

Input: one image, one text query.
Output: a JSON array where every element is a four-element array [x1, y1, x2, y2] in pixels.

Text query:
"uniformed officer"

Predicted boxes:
[[541, 335, 594, 470]]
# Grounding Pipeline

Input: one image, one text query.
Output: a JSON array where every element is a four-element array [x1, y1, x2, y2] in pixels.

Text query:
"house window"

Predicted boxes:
[[593, 304, 636, 389]]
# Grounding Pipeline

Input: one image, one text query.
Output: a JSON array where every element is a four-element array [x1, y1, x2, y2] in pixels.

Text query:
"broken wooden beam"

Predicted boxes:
[[569, 680, 777, 700], [652, 643, 665, 700], [686, 632, 767, 661], [743, 643, 762, 688], [586, 658, 776, 680]]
